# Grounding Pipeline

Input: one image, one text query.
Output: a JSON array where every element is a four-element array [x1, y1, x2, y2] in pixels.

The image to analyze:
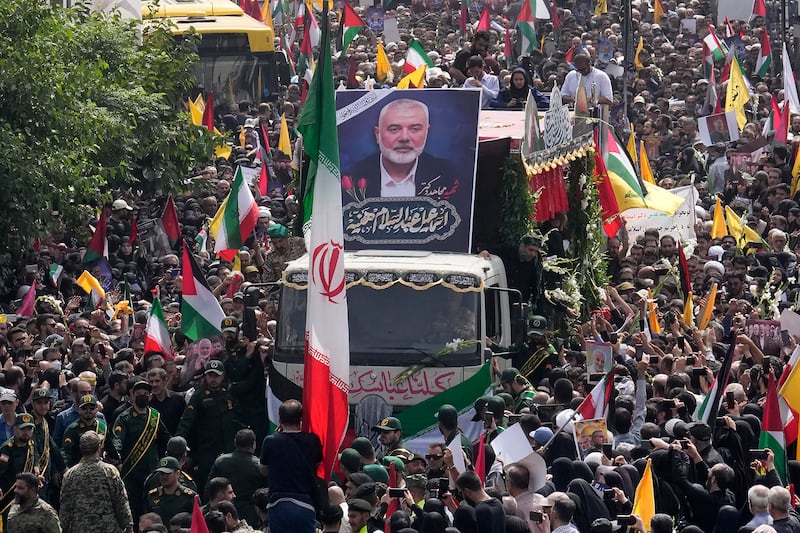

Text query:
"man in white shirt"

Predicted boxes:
[[561, 53, 613, 106], [464, 55, 499, 109]]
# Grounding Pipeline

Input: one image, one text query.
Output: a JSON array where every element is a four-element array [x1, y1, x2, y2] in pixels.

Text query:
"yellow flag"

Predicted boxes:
[[194, 93, 205, 113], [683, 291, 693, 326], [397, 65, 427, 89], [376, 42, 391, 83], [76, 271, 105, 300], [634, 36, 644, 69], [791, 152, 800, 197], [725, 59, 749, 130], [743, 224, 763, 245], [189, 99, 203, 126], [215, 144, 233, 159], [232, 252, 241, 273], [698, 282, 718, 329], [639, 138, 656, 185], [633, 459, 656, 531], [647, 288, 662, 335], [653, 0, 664, 22], [261, 0, 273, 26], [626, 124, 638, 166], [725, 205, 743, 244], [711, 197, 727, 239], [594, 0, 607, 15], [279, 113, 292, 155]]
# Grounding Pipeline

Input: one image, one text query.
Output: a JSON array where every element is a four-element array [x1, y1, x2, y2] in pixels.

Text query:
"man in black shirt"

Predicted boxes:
[[449, 31, 500, 85], [456, 471, 505, 533], [260, 400, 323, 533]]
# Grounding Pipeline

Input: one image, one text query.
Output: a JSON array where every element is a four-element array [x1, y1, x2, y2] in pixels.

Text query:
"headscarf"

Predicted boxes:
[[507, 67, 532, 100], [566, 479, 612, 523], [452, 503, 478, 533], [551, 457, 573, 491]]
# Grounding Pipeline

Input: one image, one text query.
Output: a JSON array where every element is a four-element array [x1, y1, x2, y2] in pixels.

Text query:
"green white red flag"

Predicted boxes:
[[403, 39, 434, 75], [209, 167, 259, 261], [144, 298, 174, 358], [297, 6, 350, 480]]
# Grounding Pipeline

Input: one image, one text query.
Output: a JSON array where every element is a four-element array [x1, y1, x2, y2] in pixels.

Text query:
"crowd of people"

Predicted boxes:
[[1, 0, 800, 530]]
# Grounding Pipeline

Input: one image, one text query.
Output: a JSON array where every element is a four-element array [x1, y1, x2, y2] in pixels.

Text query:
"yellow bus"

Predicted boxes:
[[143, 0, 286, 110]]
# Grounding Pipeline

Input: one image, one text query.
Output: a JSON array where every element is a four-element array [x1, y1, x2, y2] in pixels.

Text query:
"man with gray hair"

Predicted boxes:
[[768, 486, 800, 533], [342, 98, 458, 202], [746, 485, 773, 528]]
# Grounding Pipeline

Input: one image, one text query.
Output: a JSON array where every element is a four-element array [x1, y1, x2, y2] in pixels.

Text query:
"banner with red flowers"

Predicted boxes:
[[335, 89, 480, 252]]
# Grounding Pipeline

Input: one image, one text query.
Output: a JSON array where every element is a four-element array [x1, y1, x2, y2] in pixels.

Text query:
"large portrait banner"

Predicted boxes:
[[335, 88, 481, 252]]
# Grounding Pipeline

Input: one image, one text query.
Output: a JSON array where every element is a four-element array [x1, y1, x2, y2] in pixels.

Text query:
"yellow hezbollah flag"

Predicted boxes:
[[780, 364, 800, 425], [633, 458, 656, 531], [626, 124, 638, 167], [639, 140, 655, 185], [698, 282, 718, 329], [726, 59, 749, 130], [279, 114, 292, 155], [790, 150, 800, 198], [397, 65, 427, 89], [711, 196, 727, 239], [594, 0, 607, 15], [76, 270, 105, 300], [653, 0, 665, 23], [189, 99, 203, 126], [647, 288, 662, 335], [683, 291, 693, 326], [634, 36, 644, 69], [376, 41, 391, 83], [194, 93, 205, 113]]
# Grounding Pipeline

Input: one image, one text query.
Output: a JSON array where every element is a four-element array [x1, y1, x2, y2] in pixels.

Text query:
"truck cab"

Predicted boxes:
[[273, 250, 523, 414]]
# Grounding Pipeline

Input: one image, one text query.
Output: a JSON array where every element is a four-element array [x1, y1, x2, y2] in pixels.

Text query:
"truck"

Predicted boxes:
[[272, 249, 525, 428]]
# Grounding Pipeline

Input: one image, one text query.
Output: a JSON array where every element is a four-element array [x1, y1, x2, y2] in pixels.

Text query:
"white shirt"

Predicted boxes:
[[561, 67, 613, 102], [380, 155, 418, 197], [464, 73, 500, 108]]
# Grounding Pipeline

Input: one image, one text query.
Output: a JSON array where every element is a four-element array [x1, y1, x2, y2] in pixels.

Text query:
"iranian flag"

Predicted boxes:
[[755, 29, 772, 78], [180, 244, 226, 341], [760, 373, 786, 483], [144, 298, 174, 359], [209, 167, 259, 262], [341, 1, 365, 52], [517, 0, 538, 55], [577, 370, 615, 420], [702, 25, 727, 62], [83, 208, 109, 265], [403, 39, 434, 75], [297, 7, 350, 480], [396, 361, 492, 454]]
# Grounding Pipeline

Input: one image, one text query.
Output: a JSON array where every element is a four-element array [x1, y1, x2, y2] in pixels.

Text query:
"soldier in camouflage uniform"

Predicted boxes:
[[7, 472, 60, 533], [59, 431, 133, 533], [499, 368, 536, 414], [61, 394, 107, 468], [261, 224, 306, 282], [0, 414, 40, 521], [144, 457, 196, 524]]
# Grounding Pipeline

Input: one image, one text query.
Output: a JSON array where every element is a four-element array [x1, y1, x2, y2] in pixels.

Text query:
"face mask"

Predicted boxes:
[[134, 396, 149, 409]]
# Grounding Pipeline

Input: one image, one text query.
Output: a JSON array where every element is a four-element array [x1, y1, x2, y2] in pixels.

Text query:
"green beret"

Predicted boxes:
[[267, 224, 289, 238]]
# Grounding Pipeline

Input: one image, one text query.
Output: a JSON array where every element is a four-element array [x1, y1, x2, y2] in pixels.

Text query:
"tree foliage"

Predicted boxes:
[[0, 0, 214, 255]]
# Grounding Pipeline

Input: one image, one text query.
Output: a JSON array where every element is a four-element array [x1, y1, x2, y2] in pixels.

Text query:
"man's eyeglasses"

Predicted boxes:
[[425, 454, 443, 460], [46, 323, 57, 327]]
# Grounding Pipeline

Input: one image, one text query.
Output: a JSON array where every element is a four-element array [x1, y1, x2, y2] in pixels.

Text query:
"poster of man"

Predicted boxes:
[[699, 111, 739, 146], [336, 89, 481, 252], [366, 7, 384, 32], [585, 341, 613, 375], [574, 418, 609, 459], [745, 319, 782, 356]]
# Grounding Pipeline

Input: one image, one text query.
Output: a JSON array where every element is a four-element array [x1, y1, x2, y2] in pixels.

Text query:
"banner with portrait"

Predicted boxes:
[[335, 89, 481, 252]]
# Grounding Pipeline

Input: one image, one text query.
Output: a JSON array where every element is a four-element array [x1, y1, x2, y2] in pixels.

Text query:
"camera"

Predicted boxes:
[[388, 488, 405, 498], [530, 511, 543, 523]]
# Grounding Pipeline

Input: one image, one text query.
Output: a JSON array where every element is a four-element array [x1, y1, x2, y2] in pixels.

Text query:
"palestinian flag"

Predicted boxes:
[[403, 39, 434, 75], [16, 280, 37, 318], [517, 0, 538, 55], [577, 370, 615, 420], [760, 373, 787, 482], [755, 29, 772, 78], [271, 0, 285, 25], [695, 339, 734, 424], [209, 166, 259, 261], [591, 138, 623, 238], [753, 0, 766, 16], [297, 13, 315, 102], [195, 222, 208, 253], [49, 264, 63, 289], [341, 1, 365, 52], [530, 0, 550, 18], [396, 361, 492, 454], [267, 364, 303, 433], [604, 133, 684, 215], [460, 0, 470, 32], [144, 298, 174, 359], [162, 195, 181, 248], [180, 244, 226, 341], [83, 208, 109, 264], [702, 26, 727, 62]]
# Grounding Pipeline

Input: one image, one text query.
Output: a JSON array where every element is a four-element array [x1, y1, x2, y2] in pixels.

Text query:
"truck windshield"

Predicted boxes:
[[275, 283, 482, 367]]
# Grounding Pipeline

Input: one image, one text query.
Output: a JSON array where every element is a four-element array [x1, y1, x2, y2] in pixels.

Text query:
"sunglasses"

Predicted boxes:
[[425, 454, 443, 460]]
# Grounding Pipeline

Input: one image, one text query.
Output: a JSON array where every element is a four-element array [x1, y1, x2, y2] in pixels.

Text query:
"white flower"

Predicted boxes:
[[446, 338, 464, 351]]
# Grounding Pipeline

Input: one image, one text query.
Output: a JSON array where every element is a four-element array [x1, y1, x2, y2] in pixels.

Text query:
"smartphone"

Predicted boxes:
[[508, 414, 522, 425], [388, 487, 405, 498], [649, 355, 660, 364], [530, 511, 543, 523], [170, 268, 180, 277], [716, 417, 727, 425], [618, 515, 638, 527], [602, 443, 613, 459], [726, 391, 735, 410], [679, 439, 689, 450], [438, 478, 450, 496], [634, 345, 644, 361], [484, 413, 494, 425], [603, 489, 616, 502], [691, 368, 705, 377], [782, 330, 791, 346], [679, 339, 687, 351], [590, 373, 605, 382], [750, 449, 769, 460], [686, 355, 695, 365]]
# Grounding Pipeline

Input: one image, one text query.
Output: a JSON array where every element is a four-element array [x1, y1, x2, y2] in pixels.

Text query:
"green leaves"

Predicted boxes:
[[0, 0, 212, 257]]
